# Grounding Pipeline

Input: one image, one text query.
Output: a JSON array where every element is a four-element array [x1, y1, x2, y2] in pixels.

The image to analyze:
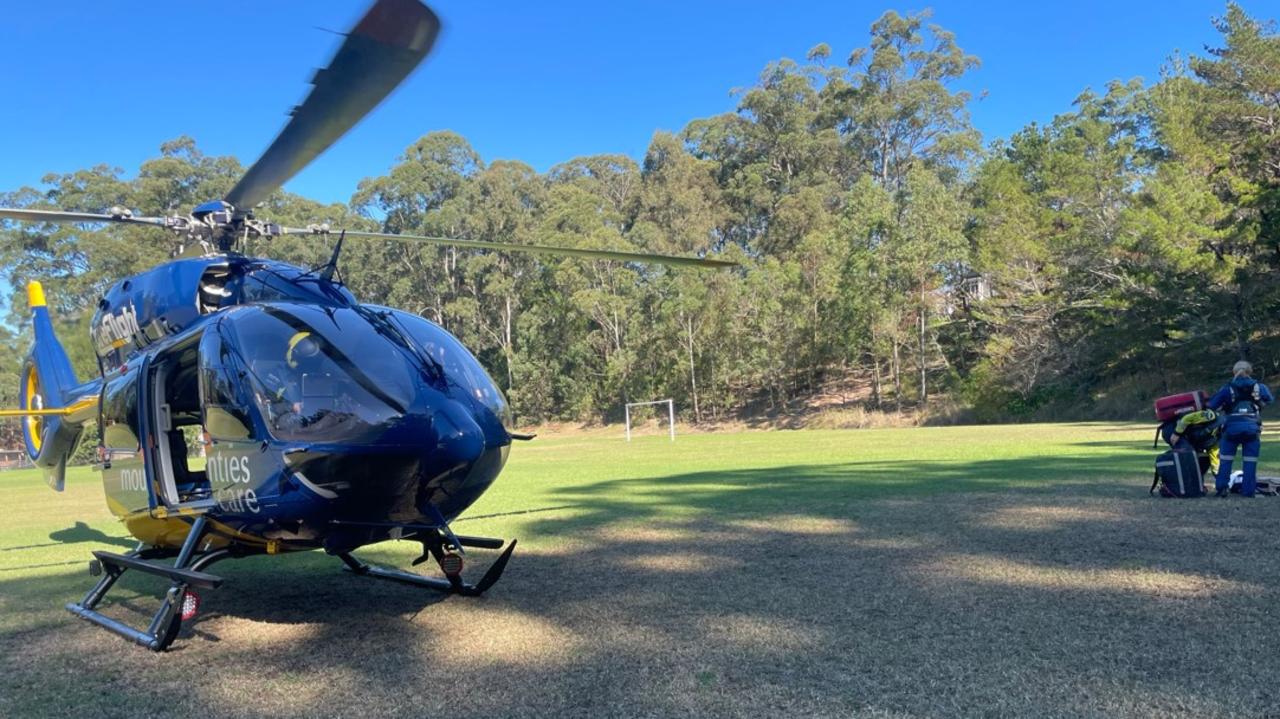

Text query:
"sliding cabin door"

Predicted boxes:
[[99, 364, 151, 517]]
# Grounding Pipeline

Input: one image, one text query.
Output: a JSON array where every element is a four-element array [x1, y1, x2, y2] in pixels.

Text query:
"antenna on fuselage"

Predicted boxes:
[[319, 230, 345, 283]]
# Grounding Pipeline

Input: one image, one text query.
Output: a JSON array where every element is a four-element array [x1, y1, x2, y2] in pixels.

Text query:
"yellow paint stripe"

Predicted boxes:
[[152, 506, 207, 519], [138, 508, 268, 547], [105, 494, 131, 517], [208, 518, 269, 546]]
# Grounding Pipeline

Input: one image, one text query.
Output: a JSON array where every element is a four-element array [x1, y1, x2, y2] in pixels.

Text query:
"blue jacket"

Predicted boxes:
[[1208, 377, 1273, 433]]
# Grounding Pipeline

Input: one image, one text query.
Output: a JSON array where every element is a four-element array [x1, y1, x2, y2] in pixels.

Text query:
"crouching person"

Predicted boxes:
[[1165, 408, 1223, 480], [1208, 361, 1273, 497]]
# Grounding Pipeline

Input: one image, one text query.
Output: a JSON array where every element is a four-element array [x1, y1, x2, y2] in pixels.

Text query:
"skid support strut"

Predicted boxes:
[[337, 529, 516, 597], [65, 515, 226, 651]]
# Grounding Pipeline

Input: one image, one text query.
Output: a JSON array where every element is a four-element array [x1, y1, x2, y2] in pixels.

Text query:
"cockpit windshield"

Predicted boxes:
[[390, 310, 513, 429], [220, 304, 416, 442]]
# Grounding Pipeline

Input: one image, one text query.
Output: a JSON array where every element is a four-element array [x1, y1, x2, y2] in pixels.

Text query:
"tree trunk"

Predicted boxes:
[[685, 315, 701, 424], [1234, 294, 1250, 359], [892, 340, 902, 412], [918, 294, 928, 405], [869, 325, 883, 410], [504, 294, 515, 399], [709, 354, 718, 422], [872, 356, 883, 411]]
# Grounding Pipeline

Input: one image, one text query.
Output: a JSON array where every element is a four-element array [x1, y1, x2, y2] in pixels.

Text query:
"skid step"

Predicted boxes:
[[93, 550, 224, 590], [68, 517, 232, 652]]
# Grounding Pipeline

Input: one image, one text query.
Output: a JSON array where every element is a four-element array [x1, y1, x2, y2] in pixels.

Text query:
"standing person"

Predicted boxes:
[[1207, 361, 1273, 497]]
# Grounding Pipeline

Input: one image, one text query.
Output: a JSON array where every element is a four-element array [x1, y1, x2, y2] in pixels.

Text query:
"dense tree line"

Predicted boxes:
[[1, 4, 1276, 433]]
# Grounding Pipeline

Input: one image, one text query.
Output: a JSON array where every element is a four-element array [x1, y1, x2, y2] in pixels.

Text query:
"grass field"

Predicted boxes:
[[2, 423, 1279, 718]]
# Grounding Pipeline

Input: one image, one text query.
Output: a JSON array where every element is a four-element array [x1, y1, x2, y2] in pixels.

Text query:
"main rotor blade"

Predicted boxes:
[[281, 227, 737, 269], [0, 208, 169, 228], [224, 0, 440, 212]]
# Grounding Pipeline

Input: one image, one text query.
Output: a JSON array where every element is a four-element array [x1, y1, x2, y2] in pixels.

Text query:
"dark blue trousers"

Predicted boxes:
[[1217, 429, 1261, 496]]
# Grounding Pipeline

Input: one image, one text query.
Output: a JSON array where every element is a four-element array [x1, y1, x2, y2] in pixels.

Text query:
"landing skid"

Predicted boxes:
[[337, 531, 516, 597], [64, 519, 516, 651], [65, 515, 231, 651]]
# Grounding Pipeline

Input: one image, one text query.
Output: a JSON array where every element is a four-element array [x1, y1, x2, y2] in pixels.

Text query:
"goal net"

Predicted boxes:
[[624, 399, 675, 441]]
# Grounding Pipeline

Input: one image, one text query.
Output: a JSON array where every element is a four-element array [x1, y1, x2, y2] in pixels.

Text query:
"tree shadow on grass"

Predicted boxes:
[[522, 453, 1144, 538], [1, 454, 1278, 718]]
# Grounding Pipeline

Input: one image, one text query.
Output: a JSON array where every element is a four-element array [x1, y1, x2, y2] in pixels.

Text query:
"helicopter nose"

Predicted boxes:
[[435, 400, 486, 466], [420, 400, 509, 519]]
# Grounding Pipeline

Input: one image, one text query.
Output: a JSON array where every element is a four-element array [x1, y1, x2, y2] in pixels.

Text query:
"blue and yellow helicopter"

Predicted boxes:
[[0, 0, 730, 651]]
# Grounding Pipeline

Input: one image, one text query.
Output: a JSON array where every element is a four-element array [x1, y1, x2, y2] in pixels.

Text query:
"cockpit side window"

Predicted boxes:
[[198, 325, 256, 442]]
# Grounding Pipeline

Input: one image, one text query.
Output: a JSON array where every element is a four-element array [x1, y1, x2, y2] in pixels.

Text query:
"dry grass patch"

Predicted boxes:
[[923, 553, 1262, 599], [980, 503, 1123, 530], [728, 515, 859, 535]]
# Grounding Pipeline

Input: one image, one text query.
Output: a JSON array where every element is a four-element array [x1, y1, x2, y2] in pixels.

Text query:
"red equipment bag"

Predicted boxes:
[[1153, 391, 1208, 422]]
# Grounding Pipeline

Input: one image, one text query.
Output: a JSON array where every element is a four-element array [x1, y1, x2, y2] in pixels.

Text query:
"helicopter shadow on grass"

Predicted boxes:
[[48, 521, 137, 550], [2, 452, 1279, 717], [0, 521, 136, 554]]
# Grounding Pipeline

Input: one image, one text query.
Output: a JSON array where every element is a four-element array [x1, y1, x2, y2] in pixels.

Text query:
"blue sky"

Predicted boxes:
[[0, 0, 1250, 207]]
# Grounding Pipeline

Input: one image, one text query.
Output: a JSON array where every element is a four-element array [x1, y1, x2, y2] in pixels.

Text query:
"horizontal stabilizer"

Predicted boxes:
[[0, 397, 97, 422]]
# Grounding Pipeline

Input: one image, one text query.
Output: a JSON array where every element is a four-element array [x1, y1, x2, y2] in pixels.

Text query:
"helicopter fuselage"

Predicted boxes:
[[90, 254, 514, 555]]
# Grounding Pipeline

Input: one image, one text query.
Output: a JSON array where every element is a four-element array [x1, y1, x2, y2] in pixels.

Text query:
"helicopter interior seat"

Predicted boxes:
[[168, 426, 210, 502], [165, 430, 207, 501]]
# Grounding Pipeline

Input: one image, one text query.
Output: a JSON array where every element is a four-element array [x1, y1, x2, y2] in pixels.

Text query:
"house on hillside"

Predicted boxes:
[[936, 272, 994, 317]]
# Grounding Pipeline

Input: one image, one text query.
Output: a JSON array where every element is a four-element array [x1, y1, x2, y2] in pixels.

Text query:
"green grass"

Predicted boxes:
[[478, 422, 1154, 535], [2, 423, 1278, 718], [1, 422, 1155, 565]]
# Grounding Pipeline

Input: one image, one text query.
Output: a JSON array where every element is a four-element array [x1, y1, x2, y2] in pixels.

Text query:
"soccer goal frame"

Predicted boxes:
[[624, 399, 675, 442]]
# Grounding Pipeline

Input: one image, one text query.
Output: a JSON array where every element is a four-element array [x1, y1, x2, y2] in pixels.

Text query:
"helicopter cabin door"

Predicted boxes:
[[146, 332, 213, 510], [99, 363, 152, 517]]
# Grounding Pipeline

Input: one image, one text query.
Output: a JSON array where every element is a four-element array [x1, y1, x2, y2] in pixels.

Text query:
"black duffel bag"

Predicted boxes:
[[1151, 448, 1205, 498]]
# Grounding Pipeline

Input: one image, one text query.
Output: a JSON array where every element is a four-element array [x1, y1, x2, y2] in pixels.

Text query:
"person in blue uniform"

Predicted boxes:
[[1207, 361, 1273, 497]]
